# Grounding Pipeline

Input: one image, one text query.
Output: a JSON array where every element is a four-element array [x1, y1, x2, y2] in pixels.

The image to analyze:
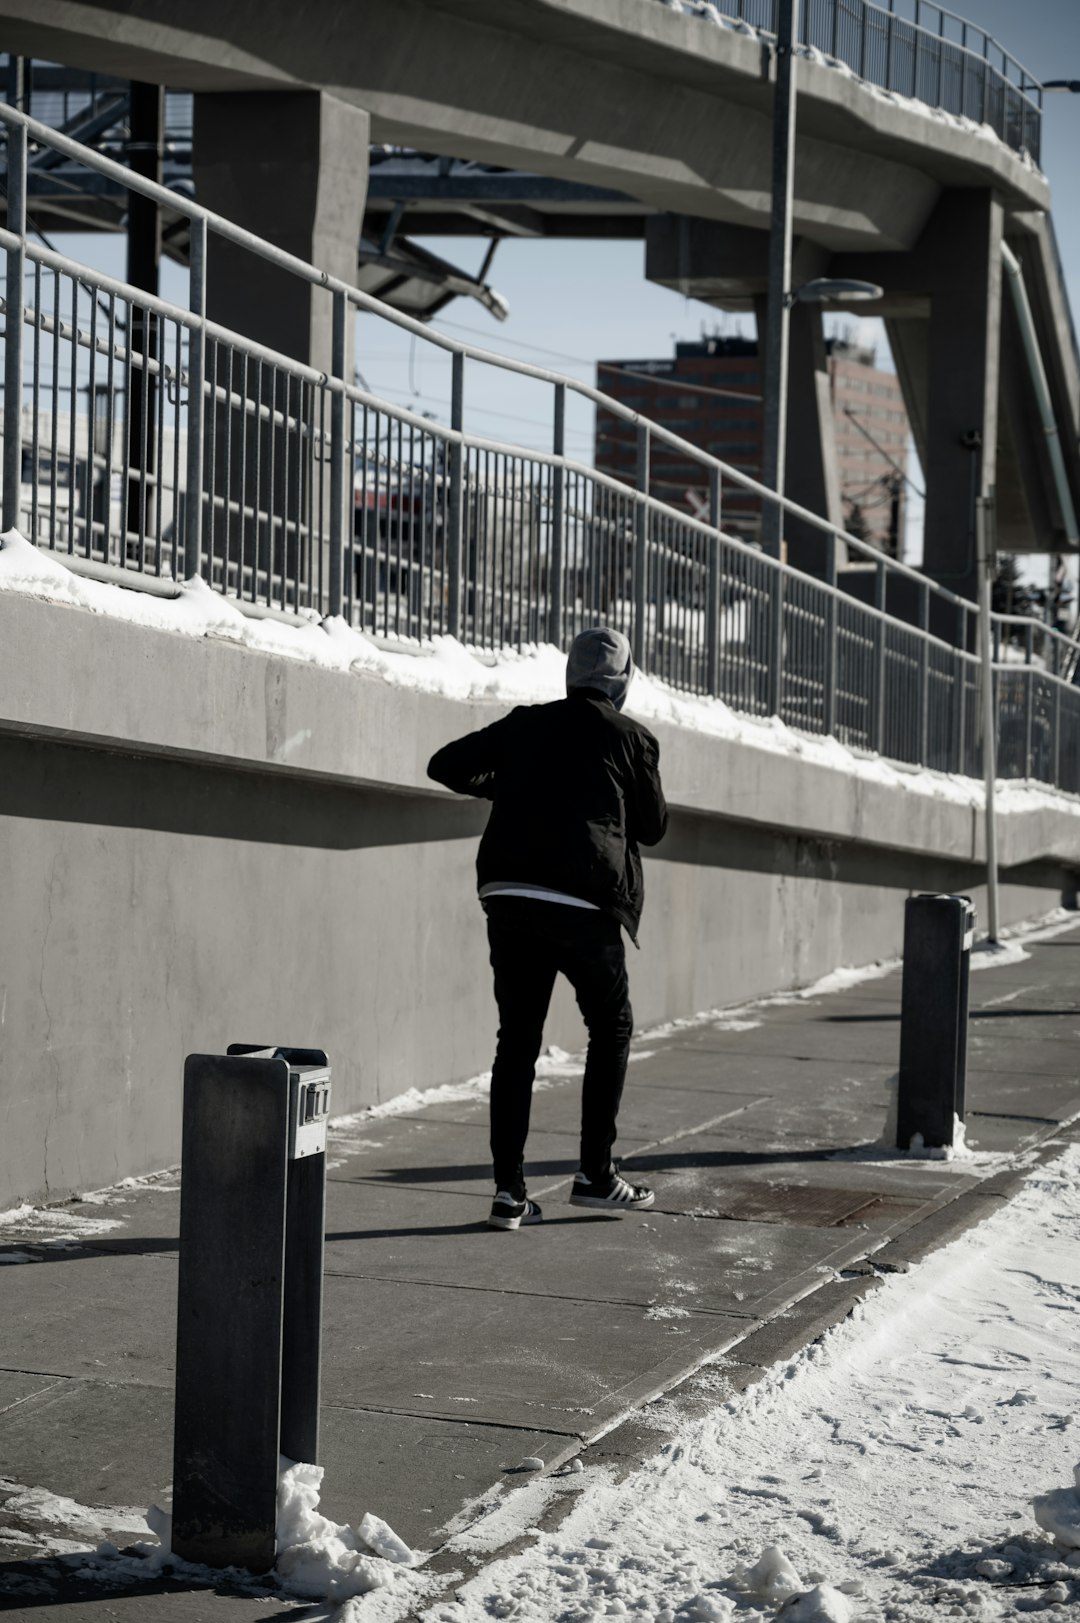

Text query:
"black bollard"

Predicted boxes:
[[896, 896, 975, 1152], [171, 1045, 331, 1571]]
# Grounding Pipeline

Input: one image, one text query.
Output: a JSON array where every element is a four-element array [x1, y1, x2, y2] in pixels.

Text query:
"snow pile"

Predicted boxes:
[[775, 1584, 852, 1621], [5, 530, 1078, 822], [1034, 1463, 1080, 1553], [0, 1481, 150, 1560], [272, 1457, 416, 1601], [736, 1543, 803, 1605], [0, 1200, 122, 1247], [969, 938, 1032, 972], [2, 1460, 422, 1607]]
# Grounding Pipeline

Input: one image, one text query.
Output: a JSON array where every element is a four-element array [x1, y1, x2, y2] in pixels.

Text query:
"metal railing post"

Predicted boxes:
[[871, 557, 886, 752], [184, 215, 207, 580], [2, 119, 27, 534], [1052, 679, 1061, 789], [823, 531, 838, 736], [859, 2, 868, 77], [767, 560, 784, 719], [1024, 621, 1034, 779], [328, 290, 347, 620], [548, 381, 565, 648], [917, 578, 930, 764], [633, 422, 649, 671], [955, 600, 968, 774], [977, 499, 999, 942], [885, 4, 896, 89], [447, 350, 464, 641], [706, 464, 721, 697]]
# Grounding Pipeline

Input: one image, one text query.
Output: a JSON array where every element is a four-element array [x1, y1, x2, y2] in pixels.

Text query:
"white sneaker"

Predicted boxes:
[[569, 1169, 654, 1211], [488, 1191, 544, 1230]]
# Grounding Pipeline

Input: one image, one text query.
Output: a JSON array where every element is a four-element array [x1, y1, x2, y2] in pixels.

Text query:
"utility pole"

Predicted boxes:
[[761, 0, 799, 559]]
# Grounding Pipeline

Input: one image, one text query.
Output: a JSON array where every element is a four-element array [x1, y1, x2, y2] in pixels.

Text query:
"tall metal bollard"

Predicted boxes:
[[171, 1045, 331, 1571], [896, 896, 975, 1152]]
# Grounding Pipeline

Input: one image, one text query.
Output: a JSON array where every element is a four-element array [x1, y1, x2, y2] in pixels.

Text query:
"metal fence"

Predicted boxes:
[[701, 0, 1042, 162], [2, 102, 1078, 798]]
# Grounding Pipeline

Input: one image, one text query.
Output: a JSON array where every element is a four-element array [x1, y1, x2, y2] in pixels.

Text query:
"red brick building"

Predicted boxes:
[[595, 335, 909, 555]]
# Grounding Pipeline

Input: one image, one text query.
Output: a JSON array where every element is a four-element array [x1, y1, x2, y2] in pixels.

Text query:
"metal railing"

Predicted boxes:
[[696, 0, 1042, 162], [2, 102, 1078, 798]]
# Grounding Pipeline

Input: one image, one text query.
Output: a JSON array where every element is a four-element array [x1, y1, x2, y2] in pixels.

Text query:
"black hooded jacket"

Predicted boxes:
[[427, 690, 668, 940]]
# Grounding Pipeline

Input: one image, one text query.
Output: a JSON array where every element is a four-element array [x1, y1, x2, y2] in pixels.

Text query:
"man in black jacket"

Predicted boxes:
[[427, 626, 668, 1230]]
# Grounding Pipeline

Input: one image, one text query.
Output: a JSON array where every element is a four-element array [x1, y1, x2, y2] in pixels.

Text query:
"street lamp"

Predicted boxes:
[[787, 277, 884, 308], [1041, 80, 1080, 93]]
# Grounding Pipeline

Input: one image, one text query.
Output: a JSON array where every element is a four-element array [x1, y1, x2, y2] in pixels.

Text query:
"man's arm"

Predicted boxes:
[[427, 711, 518, 800], [626, 733, 668, 847]]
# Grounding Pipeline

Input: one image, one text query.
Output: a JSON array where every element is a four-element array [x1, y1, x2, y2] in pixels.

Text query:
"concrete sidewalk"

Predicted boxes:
[[2, 920, 1080, 1618]]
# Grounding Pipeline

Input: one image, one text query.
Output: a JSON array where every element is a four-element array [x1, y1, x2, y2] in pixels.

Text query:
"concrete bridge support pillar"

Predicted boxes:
[[191, 92, 369, 606], [918, 190, 1003, 603], [192, 89, 370, 373]]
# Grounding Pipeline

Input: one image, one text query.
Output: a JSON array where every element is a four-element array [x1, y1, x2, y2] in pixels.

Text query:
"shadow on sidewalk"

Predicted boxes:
[[352, 1146, 853, 1186], [327, 1213, 619, 1242], [0, 1556, 313, 1614], [825, 1008, 1078, 1023]]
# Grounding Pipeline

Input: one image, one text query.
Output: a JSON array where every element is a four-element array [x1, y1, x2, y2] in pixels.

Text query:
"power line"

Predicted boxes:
[[364, 379, 594, 440], [426, 317, 595, 368], [842, 406, 924, 499], [430, 318, 761, 400]]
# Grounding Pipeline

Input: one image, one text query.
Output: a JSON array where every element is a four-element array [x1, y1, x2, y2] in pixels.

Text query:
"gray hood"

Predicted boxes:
[[565, 626, 634, 711]]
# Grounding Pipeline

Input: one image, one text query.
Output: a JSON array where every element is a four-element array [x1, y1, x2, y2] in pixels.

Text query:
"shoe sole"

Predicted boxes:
[[487, 1211, 543, 1230], [569, 1191, 655, 1211]]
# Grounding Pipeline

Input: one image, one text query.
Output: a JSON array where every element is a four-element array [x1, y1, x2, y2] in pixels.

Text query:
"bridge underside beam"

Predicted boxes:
[[0, 0, 1048, 250], [647, 192, 1080, 586]]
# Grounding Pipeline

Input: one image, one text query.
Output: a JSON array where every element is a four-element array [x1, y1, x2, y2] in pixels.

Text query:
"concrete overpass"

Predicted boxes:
[[3, 0, 1078, 593]]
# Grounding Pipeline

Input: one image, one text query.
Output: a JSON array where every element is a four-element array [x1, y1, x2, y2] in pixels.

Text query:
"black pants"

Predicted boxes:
[[485, 897, 633, 1194]]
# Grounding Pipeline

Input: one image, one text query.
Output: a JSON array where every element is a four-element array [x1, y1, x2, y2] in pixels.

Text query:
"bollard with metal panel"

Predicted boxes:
[[896, 896, 975, 1152], [171, 1044, 331, 1572]]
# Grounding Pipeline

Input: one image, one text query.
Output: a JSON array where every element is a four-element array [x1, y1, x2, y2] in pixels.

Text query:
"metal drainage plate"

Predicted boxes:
[[676, 1184, 902, 1228]]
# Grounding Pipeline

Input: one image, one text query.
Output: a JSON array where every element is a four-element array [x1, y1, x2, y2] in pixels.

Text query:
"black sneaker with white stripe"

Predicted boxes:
[[487, 1191, 544, 1230], [569, 1168, 655, 1211]]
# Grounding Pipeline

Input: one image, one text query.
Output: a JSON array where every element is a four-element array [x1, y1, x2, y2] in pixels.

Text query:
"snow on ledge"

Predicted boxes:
[[3, 530, 1078, 823]]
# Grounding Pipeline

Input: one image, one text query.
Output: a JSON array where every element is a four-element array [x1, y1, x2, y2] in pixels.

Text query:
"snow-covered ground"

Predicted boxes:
[[369, 1142, 1080, 1622]]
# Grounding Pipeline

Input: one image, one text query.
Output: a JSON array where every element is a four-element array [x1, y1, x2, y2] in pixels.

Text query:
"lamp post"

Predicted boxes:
[[761, 0, 799, 561], [759, 0, 883, 557]]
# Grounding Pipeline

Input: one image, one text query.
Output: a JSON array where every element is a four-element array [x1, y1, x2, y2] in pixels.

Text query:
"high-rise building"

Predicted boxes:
[[595, 335, 909, 555]]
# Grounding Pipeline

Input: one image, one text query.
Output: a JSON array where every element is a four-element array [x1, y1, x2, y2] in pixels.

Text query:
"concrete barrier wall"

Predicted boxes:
[[1, 592, 1077, 1209]]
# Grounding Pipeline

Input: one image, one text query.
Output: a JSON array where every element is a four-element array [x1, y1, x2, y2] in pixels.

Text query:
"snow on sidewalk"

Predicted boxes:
[[386, 1143, 1080, 1623]]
